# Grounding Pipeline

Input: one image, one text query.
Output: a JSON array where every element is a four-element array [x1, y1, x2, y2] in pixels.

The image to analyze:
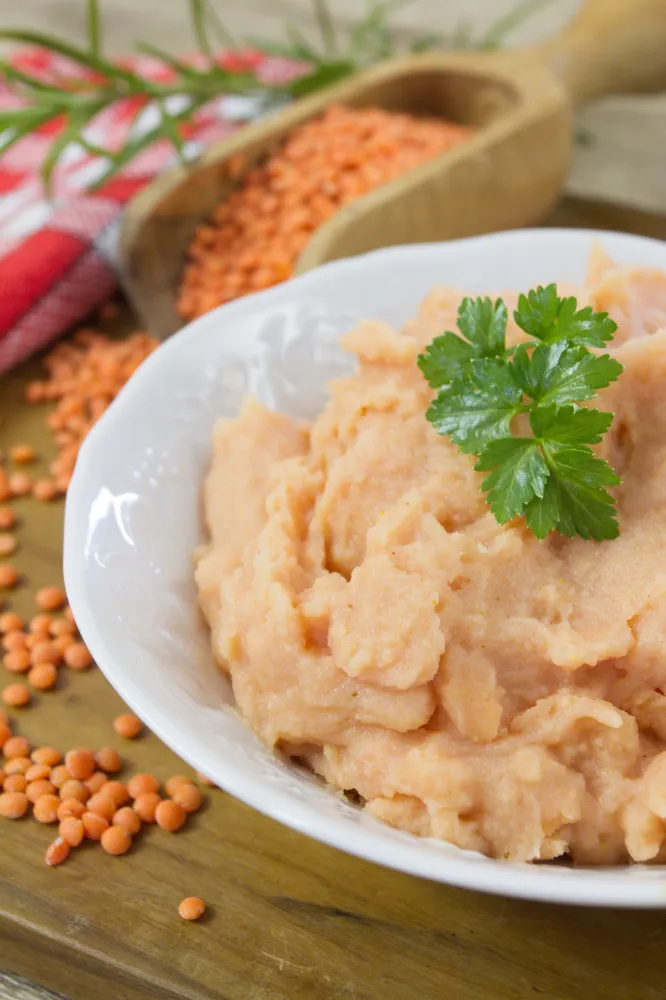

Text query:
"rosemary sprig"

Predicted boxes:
[[0, 0, 559, 194]]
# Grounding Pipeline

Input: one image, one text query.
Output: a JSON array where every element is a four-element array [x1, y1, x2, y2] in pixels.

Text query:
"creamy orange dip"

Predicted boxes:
[[196, 247, 666, 863]]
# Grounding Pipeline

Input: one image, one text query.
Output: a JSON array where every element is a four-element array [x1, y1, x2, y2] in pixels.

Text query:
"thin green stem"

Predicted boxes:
[[88, 0, 101, 60], [189, 0, 212, 58], [312, 0, 338, 56]]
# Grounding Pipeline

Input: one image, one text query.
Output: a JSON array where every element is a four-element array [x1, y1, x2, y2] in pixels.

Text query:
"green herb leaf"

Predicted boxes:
[[417, 297, 507, 388], [541, 445, 621, 541], [421, 284, 623, 541], [514, 284, 618, 347], [475, 437, 548, 523], [426, 359, 523, 454], [512, 342, 623, 406]]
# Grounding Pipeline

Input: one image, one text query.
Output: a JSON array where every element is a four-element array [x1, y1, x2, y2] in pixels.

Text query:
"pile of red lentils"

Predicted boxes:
[[0, 321, 206, 920], [177, 103, 471, 320]]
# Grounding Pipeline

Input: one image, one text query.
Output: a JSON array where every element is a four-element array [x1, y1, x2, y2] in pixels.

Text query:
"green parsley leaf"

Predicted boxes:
[[541, 444, 621, 541], [514, 284, 618, 348], [425, 359, 522, 454], [457, 296, 507, 354], [513, 343, 623, 407], [420, 282, 624, 541], [417, 332, 477, 388], [417, 296, 507, 388], [475, 438, 548, 523], [529, 404, 613, 445]]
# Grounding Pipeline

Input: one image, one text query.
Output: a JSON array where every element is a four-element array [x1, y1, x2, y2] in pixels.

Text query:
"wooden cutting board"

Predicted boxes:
[[1, 196, 666, 1000]]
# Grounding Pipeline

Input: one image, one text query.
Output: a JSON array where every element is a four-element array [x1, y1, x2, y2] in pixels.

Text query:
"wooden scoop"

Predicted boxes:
[[120, 0, 666, 338]]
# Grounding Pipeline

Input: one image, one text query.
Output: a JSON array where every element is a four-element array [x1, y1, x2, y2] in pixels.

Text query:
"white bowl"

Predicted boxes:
[[65, 229, 666, 908]]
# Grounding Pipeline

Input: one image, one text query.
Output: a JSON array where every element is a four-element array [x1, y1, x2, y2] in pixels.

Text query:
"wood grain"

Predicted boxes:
[[1, 199, 666, 1000]]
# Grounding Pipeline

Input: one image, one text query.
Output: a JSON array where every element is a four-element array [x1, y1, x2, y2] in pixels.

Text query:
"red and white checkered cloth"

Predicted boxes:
[[0, 48, 303, 375]]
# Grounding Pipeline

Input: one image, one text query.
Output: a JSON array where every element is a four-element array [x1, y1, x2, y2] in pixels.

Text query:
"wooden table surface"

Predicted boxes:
[[1, 197, 666, 1000]]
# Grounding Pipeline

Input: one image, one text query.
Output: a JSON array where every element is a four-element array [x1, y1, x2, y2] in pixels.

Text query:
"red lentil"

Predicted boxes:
[[133, 792, 161, 824], [63, 642, 92, 670], [36, 587, 66, 612], [65, 748, 95, 781], [178, 897, 205, 921], [155, 799, 186, 832], [95, 747, 122, 773], [28, 663, 58, 690], [0, 566, 19, 589], [2, 683, 30, 707], [127, 773, 159, 799], [0, 790, 28, 819], [178, 104, 471, 321], [33, 793, 60, 823], [112, 805, 141, 835], [101, 824, 132, 855], [172, 783, 202, 815], [113, 713, 142, 739], [59, 816, 84, 847], [4, 736, 30, 758], [45, 837, 70, 866]]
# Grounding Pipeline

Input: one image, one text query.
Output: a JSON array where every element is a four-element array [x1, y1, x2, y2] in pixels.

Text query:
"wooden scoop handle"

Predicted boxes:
[[546, 0, 666, 105]]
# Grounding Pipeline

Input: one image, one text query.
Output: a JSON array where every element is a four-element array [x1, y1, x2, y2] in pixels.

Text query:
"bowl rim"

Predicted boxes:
[[66, 227, 666, 908]]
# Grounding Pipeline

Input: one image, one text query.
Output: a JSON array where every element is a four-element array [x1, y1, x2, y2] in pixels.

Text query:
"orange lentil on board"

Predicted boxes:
[[0, 508, 16, 531], [101, 824, 132, 856], [95, 747, 122, 774], [177, 104, 471, 321], [113, 713, 142, 739], [25, 329, 158, 493], [178, 897, 205, 921], [45, 837, 70, 866], [28, 663, 58, 691], [0, 565, 19, 589], [113, 805, 141, 835], [2, 683, 30, 707], [35, 587, 66, 612]]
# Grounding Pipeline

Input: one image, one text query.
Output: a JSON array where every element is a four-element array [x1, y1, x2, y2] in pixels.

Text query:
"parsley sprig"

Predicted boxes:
[[418, 284, 624, 541]]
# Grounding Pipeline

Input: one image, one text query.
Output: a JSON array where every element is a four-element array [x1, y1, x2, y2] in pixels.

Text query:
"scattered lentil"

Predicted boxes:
[[0, 508, 16, 531], [32, 746, 62, 766], [82, 811, 109, 841], [85, 770, 108, 795], [172, 783, 203, 814], [127, 773, 159, 799], [45, 837, 70, 866], [155, 799, 186, 832], [112, 806, 141, 835], [33, 793, 60, 823], [95, 747, 122, 773], [50, 765, 72, 789], [57, 798, 86, 821], [59, 779, 89, 804], [0, 565, 19, 589], [4, 648, 31, 673], [26, 779, 56, 803], [0, 790, 28, 819], [10, 445, 35, 465], [4, 736, 30, 758], [63, 642, 92, 670], [3, 774, 27, 793], [86, 792, 116, 821], [59, 816, 84, 847], [28, 663, 58, 690], [101, 824, 132, 855], [133, 792, 161, 824], [113, 713, 142, 739], [65, 748, 95, 781], [178, 897, 205, 921], [8, 472, 31, 497], [36, 587, 66, 612], [104, 780, 129, 806]]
